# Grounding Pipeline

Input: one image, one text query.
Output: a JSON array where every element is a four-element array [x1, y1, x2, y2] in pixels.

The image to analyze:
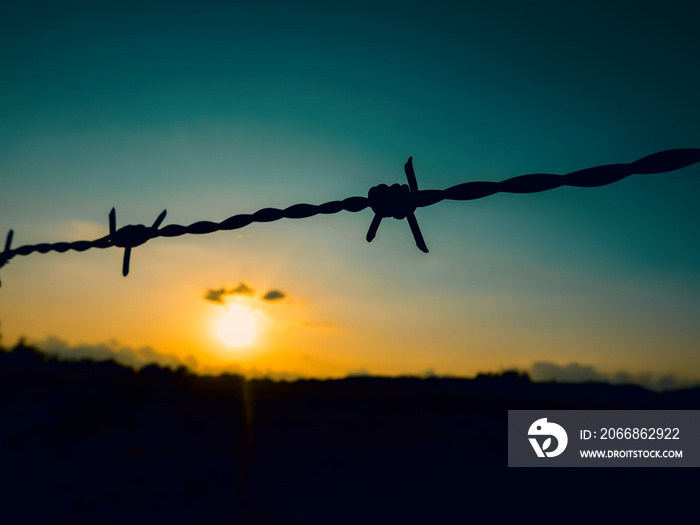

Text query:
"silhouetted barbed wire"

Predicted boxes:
[[1, 148, 699, 285]]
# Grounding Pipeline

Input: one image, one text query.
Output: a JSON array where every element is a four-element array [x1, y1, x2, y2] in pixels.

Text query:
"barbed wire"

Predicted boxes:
[[1, 148, 699, 285]]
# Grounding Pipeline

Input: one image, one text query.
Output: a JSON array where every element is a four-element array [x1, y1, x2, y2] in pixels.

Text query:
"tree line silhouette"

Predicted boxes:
[[1, 337, 697, 523]]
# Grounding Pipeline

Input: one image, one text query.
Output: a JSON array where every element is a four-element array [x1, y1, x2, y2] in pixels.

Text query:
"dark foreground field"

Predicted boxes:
[[1, 342, 697, 523]]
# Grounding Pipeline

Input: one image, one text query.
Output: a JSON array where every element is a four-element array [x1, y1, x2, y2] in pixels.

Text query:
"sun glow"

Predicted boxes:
[[215, 304, 260, 348]]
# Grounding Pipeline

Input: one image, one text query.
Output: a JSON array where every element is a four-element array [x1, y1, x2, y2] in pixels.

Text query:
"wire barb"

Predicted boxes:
[[108, 208, 168, 276], [366, 157, 429, 252], [0, 148, 698, 284], [0, 230, 14, 287]]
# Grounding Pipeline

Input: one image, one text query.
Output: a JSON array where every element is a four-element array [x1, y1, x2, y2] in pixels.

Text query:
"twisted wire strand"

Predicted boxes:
[[1, 148, 698, 283], [415, 148, 700, 207]]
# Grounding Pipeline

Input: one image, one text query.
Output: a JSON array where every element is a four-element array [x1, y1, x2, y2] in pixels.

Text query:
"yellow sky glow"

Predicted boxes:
[[1, 231, 698, 387]]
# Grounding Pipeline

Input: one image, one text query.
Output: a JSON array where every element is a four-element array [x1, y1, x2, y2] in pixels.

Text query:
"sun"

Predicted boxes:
[[215, 304, 260, 348]]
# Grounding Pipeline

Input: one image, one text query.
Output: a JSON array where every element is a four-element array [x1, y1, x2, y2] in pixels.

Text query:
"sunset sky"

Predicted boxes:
[[1, 0, 699, 387]]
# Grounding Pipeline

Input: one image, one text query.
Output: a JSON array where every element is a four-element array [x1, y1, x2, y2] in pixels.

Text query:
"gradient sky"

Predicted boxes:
[[1, 0, 699, 386]]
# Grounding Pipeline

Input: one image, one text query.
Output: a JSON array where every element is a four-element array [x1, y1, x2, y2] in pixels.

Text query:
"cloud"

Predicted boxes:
[[262, 290, 286, 301], [527, 361, 700, 392], [232, 282, 254, 295], [28, 338, 320, 380], [346, 367, 371, 377], [35, 336, 197, 371], [204, 282, 255, 303], [204, 281, 290, 304], [204, 288, 227, 303], [529, 362, 604, 383]]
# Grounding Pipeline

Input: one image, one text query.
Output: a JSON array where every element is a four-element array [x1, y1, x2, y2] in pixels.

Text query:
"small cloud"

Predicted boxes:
[[527, 361, 699, 391], [204, 282, 255, 303], [35, 336, 195, 371], [232, 283, 254, 295], [529, 362, 604, 383], [204, 288, 226, 303], [262, 290, 286, 301], [346, 367, 371, 377]]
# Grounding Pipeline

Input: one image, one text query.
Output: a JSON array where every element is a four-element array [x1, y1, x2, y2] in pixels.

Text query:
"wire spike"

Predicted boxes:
[[122, 247, 131, 277], [109, 208, 116, 236], [4, 230, 13, 252], [0, 230, 13, 288], [366, 215, 382, 242], [404, 157, 419, 194], [152, 209, 167, 230], [406, 213, 428, 252]]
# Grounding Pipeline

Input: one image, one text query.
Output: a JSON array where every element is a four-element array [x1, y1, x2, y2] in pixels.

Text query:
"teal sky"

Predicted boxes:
[[1, 1, 699, 386]]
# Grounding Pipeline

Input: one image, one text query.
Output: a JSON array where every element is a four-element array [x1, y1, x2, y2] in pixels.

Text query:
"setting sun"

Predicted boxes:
[[215, 304, 260, 348]]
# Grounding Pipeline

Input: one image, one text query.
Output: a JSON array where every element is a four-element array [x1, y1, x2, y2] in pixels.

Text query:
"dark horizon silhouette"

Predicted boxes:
[[1, 339, 697, 522]]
